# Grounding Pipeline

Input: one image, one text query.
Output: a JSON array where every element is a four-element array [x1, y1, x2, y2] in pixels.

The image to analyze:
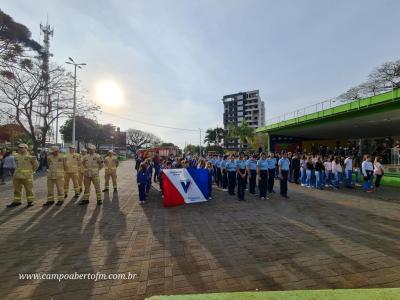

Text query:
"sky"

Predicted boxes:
[[2, 0, 400, 148]]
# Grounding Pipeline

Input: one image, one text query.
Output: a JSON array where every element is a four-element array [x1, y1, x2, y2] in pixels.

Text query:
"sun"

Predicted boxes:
[[95, 80, 124, 107]]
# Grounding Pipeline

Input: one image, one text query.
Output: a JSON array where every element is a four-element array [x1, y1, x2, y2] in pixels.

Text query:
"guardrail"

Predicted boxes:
[[260, 88, 400, 130]]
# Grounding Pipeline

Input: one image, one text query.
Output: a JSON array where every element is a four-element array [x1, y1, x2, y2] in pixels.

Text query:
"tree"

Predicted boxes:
[[184, 144, 200, 154], [0, 60, 95, 155], [337, 85, 364, 102], [126, 128, 162, 152], [60, 116, 114, 150], [369, 60, 400, 89], [227, 120, 255, 150], [0, 9, 43, 71], [204, 127, 224, 145]]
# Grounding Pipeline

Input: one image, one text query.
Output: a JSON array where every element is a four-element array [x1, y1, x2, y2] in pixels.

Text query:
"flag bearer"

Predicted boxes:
[[6, 144, 38, 208], [103, 150, 119, 192], [80, 144, 103, 205], [236, 152, 248, 201], [78, 149, 87, 192], [64, 145, 81, 198], [44, 146, 66, 206], [226, 155, 237, 196], [246, 154, 258, 195]]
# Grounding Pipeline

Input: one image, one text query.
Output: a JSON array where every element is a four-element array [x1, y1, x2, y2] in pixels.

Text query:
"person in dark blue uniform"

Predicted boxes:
[[137, 163, 148, 204], [278, 151, 290, 198], [257, 152, 269, 200], [236, 152, 248, 201], [266, 153, 276, 193], [246, 154, 258, 195], [226, 155, 237, 195], [145, 159, 153, 194]]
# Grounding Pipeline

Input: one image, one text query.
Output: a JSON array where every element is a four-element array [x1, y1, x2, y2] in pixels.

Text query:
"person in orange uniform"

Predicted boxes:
[[44, 146, 67, 206], [80, 144, 103, 205], [6, 144, 39, 208], [64, 145, 81, 198], [103, 150, 119, 192]]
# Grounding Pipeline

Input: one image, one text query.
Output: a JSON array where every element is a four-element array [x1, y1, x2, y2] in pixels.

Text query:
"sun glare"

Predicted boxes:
[[95, 80, 124, 107]]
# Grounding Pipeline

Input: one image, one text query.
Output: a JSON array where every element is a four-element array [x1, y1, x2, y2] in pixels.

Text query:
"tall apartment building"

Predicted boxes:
[[222, 90, 265, 149]]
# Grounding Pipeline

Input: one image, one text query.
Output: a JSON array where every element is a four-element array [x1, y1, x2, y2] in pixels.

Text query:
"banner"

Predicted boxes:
[[162, 168, 209, 207]]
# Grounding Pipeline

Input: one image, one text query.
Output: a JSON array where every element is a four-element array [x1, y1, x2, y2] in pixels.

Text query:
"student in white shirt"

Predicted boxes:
[[323, 156, 332, 187], [343, 155, 354, 188], [331, 156, 342, 189], [361, 155, 374, 192], [373, 156, 384, 189]]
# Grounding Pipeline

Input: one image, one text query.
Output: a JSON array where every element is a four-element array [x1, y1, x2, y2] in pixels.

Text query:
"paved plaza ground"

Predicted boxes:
[[0, 160, 400, 299]]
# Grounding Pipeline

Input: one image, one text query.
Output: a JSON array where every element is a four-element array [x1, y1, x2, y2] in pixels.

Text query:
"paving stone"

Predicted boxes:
[[0, 160, 400, 299]]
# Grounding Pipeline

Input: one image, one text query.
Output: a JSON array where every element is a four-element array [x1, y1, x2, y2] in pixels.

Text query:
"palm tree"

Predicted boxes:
[[227, 120, 255, 150], [204, 128, 217, 145]]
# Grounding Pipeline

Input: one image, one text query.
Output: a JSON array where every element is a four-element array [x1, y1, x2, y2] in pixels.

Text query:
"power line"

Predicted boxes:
[[101, 111, 201, 132]]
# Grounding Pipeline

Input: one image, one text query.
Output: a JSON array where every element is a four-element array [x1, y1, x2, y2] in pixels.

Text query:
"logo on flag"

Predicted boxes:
[[180, 180, 191, 193]]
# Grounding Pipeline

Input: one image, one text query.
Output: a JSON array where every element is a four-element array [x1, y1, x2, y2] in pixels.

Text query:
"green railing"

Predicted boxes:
[[257, 88, 400, 133]]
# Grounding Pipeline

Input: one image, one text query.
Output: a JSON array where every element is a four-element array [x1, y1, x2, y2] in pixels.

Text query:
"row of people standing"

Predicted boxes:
[[5, 144, 119, 208]]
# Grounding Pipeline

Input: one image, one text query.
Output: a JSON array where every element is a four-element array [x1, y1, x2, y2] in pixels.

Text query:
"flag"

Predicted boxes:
[[162, 168, 209, 207]]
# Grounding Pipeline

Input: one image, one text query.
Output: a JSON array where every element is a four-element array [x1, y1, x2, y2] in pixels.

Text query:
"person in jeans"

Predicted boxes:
[[315, 156, 325, 190], [305, 156, 314, 188], [373, 156, 384, 189], [362, 155, 374, 192], [332, 156, 342, 189], [1, 151, 16, 183], [300, 155, 307, 186], [323, 156, 332, 187], [343, 155, 354, 188]]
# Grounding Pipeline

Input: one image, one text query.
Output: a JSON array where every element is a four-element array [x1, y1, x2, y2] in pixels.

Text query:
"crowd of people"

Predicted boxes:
[[135, 149, 387, 204], [0, 143, 390, 208]]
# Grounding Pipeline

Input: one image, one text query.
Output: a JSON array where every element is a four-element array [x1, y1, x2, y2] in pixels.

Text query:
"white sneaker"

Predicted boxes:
[[208, 197, 212, 200], [266, 196, 270, 200], [223, 189, 228, 192]]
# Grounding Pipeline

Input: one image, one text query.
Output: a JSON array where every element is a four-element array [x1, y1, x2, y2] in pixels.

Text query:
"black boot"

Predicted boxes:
[[6, 202, 21, 208], [43, 201, 55, 207], [56, 200, 64, 206], [114, 188, 117, 192], [102, 188, 109, 192], [74, 193, 79, 198], [27, 202, 34, 207], [97, 200, 103, 205], [78, 200, 89, 205]]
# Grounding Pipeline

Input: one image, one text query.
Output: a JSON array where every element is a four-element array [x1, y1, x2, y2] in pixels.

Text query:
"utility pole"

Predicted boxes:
[[199, 128, 202, 156], [55, 94, 59, 145], [65, 57, 86, 147]]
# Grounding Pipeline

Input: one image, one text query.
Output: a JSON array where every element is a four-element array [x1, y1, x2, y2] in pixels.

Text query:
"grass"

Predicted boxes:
[[147, 288, 400, 300]]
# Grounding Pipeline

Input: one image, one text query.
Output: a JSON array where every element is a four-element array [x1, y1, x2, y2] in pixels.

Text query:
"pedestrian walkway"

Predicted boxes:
[[0, 160, 399, 299]]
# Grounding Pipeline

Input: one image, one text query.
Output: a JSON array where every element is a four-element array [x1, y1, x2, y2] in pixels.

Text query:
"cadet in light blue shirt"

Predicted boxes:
[[266, 153, 277, 193], [226, 155, 237, 195], [257, 152, 269, 199], [236, 152, 248, 201], [278, 151, 290, 198], [246, 155, 258, 194]]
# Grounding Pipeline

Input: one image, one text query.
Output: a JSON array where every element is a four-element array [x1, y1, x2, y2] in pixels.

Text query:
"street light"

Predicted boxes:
[[65, 57, 86, 147]]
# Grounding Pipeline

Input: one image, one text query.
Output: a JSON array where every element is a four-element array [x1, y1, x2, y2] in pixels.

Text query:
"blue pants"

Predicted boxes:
[[315, 171, 322, 189], [325, 171, 332, 185], [301, 168, 307, 185], [237, 170, 246, 200], [333, 172, 341, 188], [146, 178, 151, 193], [363, 171, 373, 190], [345, 170, 353, 187], [259, 170, 268, 198], [306, 170, 312, 187], [138, 183, 146, 201]]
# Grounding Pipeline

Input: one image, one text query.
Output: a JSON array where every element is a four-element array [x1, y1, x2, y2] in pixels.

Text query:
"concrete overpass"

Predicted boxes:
[[257, 88, 400, 143]]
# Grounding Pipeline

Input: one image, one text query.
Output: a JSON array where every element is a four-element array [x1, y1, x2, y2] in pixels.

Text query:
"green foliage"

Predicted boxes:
[[204, 127, 225, 145], [227, 120, 255, 150]]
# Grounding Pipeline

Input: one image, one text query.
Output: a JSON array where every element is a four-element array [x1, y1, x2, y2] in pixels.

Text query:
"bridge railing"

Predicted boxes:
[[264, 88, 399, 127]]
